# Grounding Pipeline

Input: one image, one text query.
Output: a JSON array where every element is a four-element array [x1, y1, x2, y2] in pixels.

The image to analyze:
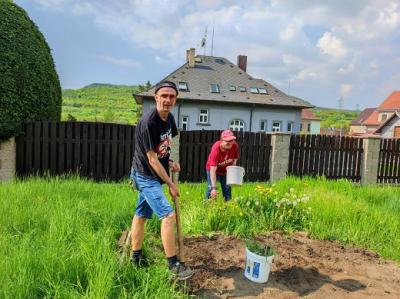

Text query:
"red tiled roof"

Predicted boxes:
[[301, 108, 320, 120], [362, 110, 380, 126], [378, 91, 400, 110], [350, 108, 376, 125]]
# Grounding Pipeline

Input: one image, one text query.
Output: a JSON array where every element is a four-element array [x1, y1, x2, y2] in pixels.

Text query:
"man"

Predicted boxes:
[[130, 80, 193, 280], [205, 130, 240, 201]]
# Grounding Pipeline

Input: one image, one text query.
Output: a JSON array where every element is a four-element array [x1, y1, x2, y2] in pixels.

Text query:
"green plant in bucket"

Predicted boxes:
[[246, 239, 275, 257]]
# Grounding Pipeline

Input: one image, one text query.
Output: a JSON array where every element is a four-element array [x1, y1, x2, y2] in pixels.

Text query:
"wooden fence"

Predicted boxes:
[[288, 135, 364, 182], [179, 130, 272, 182], [378, 138, 400, 183], [16, 122, 135, 181]]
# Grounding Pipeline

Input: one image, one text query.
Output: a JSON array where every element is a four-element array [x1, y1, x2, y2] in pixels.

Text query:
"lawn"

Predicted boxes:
[[0, 176, 399, 298]]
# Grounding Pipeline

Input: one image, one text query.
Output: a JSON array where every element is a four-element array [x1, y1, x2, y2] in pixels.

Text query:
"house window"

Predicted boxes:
[[258, 88, 268, 94], [250, 87, 259, 93], [229, 119, 245, 132], [199, 109, 209, 124], [229, 85, 236, 91], [300, 123, 303, 131], [239, 86, 247, 92], [272, 121, 281, 132], [178, 82, 188, 91], [181, 116, 189, 131], [210, 84, 220, 93], [287, 121, 293, 132], [307, 123, 311, 132], [260, 120, 267, 132], [381, 114, 387, 122]]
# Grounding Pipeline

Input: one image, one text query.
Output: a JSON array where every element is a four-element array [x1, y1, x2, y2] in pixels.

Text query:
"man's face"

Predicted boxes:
[[155, 87, 177, 113], [221, 139, 234, 149]]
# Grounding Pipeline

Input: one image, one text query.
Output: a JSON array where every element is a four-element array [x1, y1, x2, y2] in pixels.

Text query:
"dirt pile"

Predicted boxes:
[[183, 232, 400, 298]]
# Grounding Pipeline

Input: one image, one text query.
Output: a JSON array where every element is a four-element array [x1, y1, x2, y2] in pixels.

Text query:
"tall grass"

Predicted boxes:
[[1, 176, 399, 297]]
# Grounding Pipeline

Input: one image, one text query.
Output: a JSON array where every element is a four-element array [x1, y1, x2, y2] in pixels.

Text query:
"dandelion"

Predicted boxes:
[[289, 188, 294, 193]]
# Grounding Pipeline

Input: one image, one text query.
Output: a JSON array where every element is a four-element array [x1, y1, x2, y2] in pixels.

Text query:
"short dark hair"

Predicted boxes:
[[154, 80, 179, 95]]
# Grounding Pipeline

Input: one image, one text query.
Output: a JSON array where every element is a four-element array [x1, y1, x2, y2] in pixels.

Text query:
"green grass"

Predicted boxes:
[[313, 107, 359, 132], [1, 176, 399, 297], [61, 84, 141, 125]]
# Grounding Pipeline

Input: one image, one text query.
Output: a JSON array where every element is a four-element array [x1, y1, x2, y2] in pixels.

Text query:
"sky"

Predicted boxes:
[[14, 0, 400, 109]]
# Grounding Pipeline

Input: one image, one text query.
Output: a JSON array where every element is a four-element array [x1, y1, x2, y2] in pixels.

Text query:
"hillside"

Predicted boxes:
[[61, 84, 141, 124], [312, 107, 359, 132]]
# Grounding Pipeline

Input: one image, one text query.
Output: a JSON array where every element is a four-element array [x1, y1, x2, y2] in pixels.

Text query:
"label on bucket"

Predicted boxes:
[[252, 261, 260, 278]]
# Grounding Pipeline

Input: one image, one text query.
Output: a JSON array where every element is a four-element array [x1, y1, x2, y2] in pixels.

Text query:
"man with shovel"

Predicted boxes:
[[130, 80, 194, 280], [205, 130, 240, 201]]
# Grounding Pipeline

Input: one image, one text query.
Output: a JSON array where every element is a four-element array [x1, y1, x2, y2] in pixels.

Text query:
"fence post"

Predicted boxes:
[[361, 137, 380, 185], [0, 137, 16, 182], [269, 133, 291, 183], [169, 129, 180, 174]]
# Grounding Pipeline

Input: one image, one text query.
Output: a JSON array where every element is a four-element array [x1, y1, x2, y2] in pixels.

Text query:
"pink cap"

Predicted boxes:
[[221, 130, 236, 141]]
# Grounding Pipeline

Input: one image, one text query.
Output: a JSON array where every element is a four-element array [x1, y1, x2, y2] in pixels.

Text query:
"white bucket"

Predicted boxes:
[[244, 248, 273, 283], [226, 166, 245, 186]]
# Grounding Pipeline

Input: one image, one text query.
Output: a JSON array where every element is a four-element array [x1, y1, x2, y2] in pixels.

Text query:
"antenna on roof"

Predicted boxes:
[[201, 26, 207, 55], [288, 80, 291, 95], [338, 96, 344, 109], [211, 25, 215, 57]]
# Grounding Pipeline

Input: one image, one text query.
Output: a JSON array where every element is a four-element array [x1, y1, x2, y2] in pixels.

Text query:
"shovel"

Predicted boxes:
[[172, 171, 185, 262]]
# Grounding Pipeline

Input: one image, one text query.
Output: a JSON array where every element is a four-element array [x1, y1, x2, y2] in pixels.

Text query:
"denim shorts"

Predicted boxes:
[[130, 170, 174, 219]]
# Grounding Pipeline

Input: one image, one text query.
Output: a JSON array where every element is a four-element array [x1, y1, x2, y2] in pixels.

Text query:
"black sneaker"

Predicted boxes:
[[170, 262, 194, 280], [131, 254, 149, 267]]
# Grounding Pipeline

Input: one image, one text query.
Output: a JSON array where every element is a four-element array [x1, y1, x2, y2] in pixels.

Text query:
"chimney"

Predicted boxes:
[[188, 48, 195, 67], [237, 55, 247, 72]]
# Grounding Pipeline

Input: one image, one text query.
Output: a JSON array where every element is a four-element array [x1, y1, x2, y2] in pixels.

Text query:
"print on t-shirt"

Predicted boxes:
[[156, 128, 172, 158]]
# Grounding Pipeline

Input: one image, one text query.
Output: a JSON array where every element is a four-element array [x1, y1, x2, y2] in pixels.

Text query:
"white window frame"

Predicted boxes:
[[210, 84, 220, 93], [239, 86, 247, 92], [229, 119, 245, 132], [229, 85, 236, 91], [307, 123, 311, 132], [178, 82, 188, 91], [260, 120, 268, 132], [199, 109, 209, 124], [272, 121, 281, 132], [287, 121, 293, 132], [181, 115, 189, 131]]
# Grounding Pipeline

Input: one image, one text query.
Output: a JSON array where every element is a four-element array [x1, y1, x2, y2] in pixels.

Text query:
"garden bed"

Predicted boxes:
[[184, 232, 400, 298]]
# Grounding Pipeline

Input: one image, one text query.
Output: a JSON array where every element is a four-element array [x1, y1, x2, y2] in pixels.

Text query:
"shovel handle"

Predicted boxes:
[[172, 171, 185, 262]]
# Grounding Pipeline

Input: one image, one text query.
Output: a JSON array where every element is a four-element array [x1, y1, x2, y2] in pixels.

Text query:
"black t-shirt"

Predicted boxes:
[[132, 108, 178, 181]]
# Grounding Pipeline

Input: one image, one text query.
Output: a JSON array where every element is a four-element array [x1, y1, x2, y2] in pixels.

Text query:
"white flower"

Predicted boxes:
[[289, 188, 294, 193]]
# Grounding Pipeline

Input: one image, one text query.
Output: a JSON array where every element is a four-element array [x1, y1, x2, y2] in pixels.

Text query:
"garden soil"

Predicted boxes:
[[182, 232, 400, 298]]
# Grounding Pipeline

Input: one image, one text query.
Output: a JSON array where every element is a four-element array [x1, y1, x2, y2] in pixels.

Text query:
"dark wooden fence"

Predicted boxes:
[[288, 135, 363, 182], [179, 130, 272, 182], [16, 122, 135, 181], [378, 138, 400, 183]]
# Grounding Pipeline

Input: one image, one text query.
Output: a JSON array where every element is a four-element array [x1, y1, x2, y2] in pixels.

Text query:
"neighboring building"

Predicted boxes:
[[134, 48, 313, 133], [374, 112, 400, 138], [300, 109, 321, 134], [349, 91, 400, 137]]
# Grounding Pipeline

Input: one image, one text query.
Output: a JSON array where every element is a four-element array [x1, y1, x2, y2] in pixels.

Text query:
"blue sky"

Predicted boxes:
[[15, 0, 400, 109]]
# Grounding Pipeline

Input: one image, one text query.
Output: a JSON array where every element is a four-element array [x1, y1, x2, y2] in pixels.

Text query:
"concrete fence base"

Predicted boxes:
[[0, 138, 16, 182]]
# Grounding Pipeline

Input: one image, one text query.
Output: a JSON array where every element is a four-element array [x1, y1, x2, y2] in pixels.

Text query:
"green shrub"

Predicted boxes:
[[0, 1, 62, 141]]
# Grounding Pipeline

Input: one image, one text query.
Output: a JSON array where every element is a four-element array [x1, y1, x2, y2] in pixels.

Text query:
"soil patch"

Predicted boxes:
[[183, 232, 400, 298]]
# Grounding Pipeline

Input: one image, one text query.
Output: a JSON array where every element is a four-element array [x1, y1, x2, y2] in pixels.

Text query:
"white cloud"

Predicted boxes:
[[317, 32, 347, 58], [32, 0, 67, 8], [98, 55, 141, 68], [340, 84, 353, 95]]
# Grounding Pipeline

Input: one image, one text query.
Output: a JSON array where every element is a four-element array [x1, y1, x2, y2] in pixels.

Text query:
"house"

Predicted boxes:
[[349, 91, 400, 137], [300, 109, 321, 134], [134, 48, 313, 133], [374, 112, 400, 138]]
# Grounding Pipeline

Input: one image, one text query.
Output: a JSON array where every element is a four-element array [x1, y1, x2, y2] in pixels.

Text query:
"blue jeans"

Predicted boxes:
[[205, 170, 231, 201], [130, 170, 174, 219]]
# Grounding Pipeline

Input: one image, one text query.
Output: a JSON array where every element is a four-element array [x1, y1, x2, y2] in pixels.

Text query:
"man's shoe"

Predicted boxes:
[[132, 254, 150, 267], [170, 262, 194, 280]]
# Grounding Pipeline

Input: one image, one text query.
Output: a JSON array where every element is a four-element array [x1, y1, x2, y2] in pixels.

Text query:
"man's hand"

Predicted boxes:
[[210, 188, 218, 199], [168, 182, 180, 200], [170, 161, 181, 172]]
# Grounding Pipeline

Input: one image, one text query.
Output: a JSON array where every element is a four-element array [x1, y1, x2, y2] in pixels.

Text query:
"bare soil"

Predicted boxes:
[[182, 232, 400, 298]]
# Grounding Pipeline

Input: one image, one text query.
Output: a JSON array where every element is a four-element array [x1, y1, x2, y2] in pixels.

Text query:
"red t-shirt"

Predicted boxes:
[[206, 141, 240, 175]]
